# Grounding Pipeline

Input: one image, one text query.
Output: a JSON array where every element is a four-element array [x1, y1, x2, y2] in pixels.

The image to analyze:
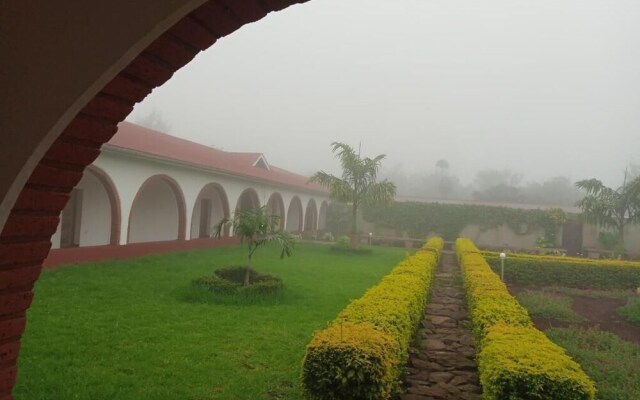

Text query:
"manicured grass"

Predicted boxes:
[[15, 243, 409, 400], [618, 297, 640, 325], [547, 327, 640, 400], [516, 290, 584, 322]]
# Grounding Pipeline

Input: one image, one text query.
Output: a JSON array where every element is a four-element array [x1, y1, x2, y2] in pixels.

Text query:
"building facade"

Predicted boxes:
[[49, 122, 329, 251]]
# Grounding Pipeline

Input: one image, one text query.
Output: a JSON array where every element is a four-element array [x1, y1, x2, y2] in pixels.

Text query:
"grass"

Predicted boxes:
[[547, 327, 640, 400], [618, 297, 640, 325], [14, 242, 410, 400], [542, 286, 632, 300], [516, 290, 584, 322]]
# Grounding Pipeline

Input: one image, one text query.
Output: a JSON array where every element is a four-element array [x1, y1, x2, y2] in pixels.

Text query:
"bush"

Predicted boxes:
[[456, 238, 596, 400], [192, 266, 283, 296], [480, 324, 598, 400], [618, 297, 640, 325], [337, 235, 351, 247], [301, 237, 442, 400], [483, 251, 640, 289]]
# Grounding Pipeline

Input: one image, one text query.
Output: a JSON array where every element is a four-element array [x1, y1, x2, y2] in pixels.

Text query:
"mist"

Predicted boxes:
[[128, 0, 640, 194]]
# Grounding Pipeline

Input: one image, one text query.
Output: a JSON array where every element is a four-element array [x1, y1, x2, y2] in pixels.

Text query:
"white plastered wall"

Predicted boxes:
[[90, 149, 329, 244], [51, 170, 113, 248]]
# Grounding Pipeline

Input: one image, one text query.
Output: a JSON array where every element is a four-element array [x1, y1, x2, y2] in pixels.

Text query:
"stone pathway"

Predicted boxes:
[[398, 250, 482, 400]]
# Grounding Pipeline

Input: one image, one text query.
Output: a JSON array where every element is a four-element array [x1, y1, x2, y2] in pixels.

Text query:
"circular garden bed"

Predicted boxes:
[[193, 266, 283, 296]]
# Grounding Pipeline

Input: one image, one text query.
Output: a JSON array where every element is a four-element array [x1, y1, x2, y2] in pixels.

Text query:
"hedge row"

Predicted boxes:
[[456, 239, 596, 400], [483, 251, 640, 289], [301, 237, 443, 400]]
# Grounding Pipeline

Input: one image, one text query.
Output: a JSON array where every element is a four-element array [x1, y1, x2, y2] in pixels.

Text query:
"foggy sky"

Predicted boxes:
[[127, 0, 640, 188]]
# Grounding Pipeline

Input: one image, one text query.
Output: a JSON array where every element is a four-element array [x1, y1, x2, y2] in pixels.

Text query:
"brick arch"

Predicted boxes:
[[190, 182, 231, 238], [266, 192, 286, 229], [127, 175, 187, 243], [318, 200, 328, 230], [84, 165, 122, 245], [0, 1, 309, 397], [304, 198, 318, 231], [286, 196, 304, 233], [235, 188, 261, 212]]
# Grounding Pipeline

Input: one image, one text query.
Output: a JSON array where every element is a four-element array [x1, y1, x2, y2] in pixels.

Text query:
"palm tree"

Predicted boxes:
[[575, 174, 640, 254], [309, 142, 396, 248], [214, 206, 294, 286]]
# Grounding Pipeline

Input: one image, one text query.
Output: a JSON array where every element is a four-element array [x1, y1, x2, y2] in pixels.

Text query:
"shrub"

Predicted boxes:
[[483, 251, 640, 289], [337, 235, 351, 247], [301, 237, 442, 400], [480, 324, 598, 400], [193, 266, 283, 296], [456, 238, 596, 400], [618, 297, 640, 325]]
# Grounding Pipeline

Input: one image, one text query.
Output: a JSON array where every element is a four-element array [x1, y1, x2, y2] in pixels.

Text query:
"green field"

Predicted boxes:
[[15, 243, 408, 400]]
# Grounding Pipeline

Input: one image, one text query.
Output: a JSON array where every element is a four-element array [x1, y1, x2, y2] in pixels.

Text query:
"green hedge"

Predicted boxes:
[[301, 237, 443, 399], [483, 251, 640, 289], [363, 202, 565, 241], [456, 239, 596, 400], [192, 266, 283, 296]]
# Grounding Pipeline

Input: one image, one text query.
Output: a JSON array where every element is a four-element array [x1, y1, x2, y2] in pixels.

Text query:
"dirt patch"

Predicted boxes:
[[508, 285, 640, 345]]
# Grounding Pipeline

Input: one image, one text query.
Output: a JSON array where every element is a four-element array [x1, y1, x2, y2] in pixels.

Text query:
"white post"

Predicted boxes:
[[500, 252, 506, 281]]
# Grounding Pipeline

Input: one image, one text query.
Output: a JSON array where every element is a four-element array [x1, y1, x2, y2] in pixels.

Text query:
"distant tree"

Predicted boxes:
[[575, 175, 640, 254], [309, 142, 396, 248], [134, 109, 172, 133], [435, 159, 450, 172], [472, 169, 524, 203], [214, 206, 294, 285]]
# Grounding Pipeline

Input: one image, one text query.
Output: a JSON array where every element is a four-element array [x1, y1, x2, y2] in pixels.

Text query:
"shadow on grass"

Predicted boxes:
[[172, 283, 302, 306]]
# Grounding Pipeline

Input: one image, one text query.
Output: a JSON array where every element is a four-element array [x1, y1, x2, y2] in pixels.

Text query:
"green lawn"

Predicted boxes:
[[15, 243, 409, 400], [515, 290, 584, 322], [547, 327, 640, 400]]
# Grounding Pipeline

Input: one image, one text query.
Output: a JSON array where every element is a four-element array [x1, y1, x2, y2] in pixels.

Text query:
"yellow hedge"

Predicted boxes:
[[483, 251, 640, 289], [301, 237, 442, 399], [456, 238, 596, 400]]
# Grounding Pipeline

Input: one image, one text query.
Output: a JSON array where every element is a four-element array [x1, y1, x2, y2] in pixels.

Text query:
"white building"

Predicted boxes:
[[50, 122, 330, 250]]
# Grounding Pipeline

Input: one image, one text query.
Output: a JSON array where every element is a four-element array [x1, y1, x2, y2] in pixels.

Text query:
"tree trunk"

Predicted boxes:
[[243, 255, 253, 286], [350, 203, 358, 249], [617, 223, 626, 257]]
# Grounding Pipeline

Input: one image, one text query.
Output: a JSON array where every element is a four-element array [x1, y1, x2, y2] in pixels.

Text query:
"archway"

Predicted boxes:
[[266, 192, 286, 229], [318, 201, 328, 231], [304, 199, 318, 232], [235, 188, 260, 212], [190, 183, 230, 238], [286, 196, 303, 233], [51, 166, 121, 248], [0, 2, 314, 397], [127, 175, 187, 243]]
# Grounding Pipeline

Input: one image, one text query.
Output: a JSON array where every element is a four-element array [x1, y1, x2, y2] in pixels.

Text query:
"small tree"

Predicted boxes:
[[575, 175, 640, 254], [214, 206, 294, 286], [309, 142, 396, 248]]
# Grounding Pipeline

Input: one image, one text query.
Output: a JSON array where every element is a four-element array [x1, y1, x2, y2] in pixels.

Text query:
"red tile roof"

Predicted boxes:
[[107, 122, 327, 193]]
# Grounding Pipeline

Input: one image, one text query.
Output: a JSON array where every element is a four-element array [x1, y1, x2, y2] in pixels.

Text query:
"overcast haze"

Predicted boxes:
[[128, 0, 640, 189]]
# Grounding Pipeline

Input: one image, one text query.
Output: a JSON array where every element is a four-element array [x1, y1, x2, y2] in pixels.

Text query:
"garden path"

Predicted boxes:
[[399, 250, 482, 400]]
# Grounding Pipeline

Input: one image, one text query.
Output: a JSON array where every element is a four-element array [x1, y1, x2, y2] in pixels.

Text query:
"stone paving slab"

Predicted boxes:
[[398, 251, 482, 400]]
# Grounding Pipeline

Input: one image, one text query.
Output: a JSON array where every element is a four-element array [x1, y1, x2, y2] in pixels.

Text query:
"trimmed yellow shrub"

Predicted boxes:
[[480, 324, 596, 400], [483, 251, 640, 289], [456, 238, 596, 400], [301, 237, 442, 399], [301, 322, 398, 399]]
